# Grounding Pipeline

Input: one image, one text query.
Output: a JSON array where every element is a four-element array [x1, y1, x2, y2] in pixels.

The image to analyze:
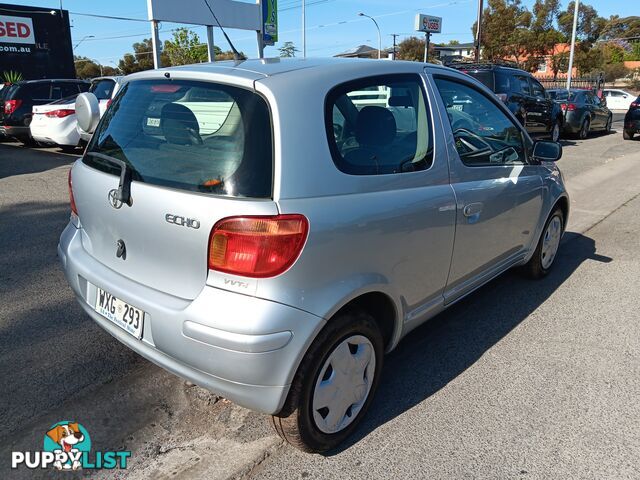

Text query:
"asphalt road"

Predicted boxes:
[[0, 124, 639, 478]]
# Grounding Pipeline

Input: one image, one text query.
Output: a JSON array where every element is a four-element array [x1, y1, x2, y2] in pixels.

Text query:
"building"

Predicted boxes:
[[334, 45, 381, 59], [0, 3, 75, 80], [433, 42, 475, 64]]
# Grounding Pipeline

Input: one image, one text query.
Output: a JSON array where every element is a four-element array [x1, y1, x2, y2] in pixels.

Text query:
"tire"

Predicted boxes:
[[604, 115, 612, 134], [578, 118, 590, 140], [550, 119, 562, 142], [272, 309, 384, 453], [523, 207, 564, 279], [60, 145, 79, 153], [623, 129, 634, 140]]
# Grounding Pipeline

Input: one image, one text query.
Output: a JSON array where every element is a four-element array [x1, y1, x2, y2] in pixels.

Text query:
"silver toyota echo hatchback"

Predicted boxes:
[[60, 58, 568, 452]]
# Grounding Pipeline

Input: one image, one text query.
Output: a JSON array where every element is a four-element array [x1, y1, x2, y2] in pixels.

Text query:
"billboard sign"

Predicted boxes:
[[0, 15, 35, 44], [415, 14, 442, 34], [262, 0, 277, 45], [147, 0, 261, 30]]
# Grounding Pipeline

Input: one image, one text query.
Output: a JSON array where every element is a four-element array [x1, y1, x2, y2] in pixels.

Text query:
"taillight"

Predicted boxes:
[[208, 215, 309, 278], [631, 102, 640, 108], [560, 103, 577, 111], [4, 99, 22, 115], [106, 99, 113, 108], [68, 169, 78, 217], [45, 109, 75, 118]]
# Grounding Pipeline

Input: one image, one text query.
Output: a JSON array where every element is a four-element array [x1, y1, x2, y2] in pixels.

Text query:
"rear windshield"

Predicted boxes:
[[90, 79, 116, 100], [461, 70, 510, 94], [549, 90, 580, 101], [84, 79, 273, 198]]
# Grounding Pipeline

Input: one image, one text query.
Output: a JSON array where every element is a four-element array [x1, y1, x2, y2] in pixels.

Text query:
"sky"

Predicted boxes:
[[2, 0, 637, 66]]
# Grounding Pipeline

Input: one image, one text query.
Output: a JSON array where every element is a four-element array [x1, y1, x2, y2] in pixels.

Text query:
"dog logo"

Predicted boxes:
[[43, 421, 91, 471]]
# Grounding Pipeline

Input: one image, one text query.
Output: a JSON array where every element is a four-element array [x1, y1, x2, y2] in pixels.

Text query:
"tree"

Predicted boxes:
[[163, 28, 209, 66], [599, 16, 640, 42], [397, 36, 435, 62], [278, 41, 299, 58], [74, 57, 117, 79], [118, 39, 169, 74], [446, 40, 460, 46], [472, 0, 532, 67], [557, 2, 606, 43], [550, 51, 569, 79], [602, 63, 630, 85], [574, 44, 603, 75]]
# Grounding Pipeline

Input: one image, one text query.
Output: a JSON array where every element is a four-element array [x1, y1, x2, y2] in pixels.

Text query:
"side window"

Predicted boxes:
[[29, 83, 51, 100], [326, 74, 433, 175], [61, 83, 81, 98], [531, 79, 545, 99], [90, 80, 116, 100], [434, 77, 527, 167], [516, 76, 531, 95]]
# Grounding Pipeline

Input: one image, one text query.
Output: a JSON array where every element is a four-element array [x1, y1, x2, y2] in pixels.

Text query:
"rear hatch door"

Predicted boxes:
[[72, 77, 275, 300]]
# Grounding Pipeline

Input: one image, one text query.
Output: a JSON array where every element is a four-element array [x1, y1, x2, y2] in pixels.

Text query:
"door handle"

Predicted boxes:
[[463, 202, 484, 217]]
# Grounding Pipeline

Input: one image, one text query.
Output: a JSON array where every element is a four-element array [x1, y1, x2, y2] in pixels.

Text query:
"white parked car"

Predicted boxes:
[[29, 76, 122, 151], [603, 89, 636, 111], [30, 95, 82, 151], [77, 76, 123, 143]]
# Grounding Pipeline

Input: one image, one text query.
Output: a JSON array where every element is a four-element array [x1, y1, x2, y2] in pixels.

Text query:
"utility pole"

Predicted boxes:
[[391, 34, 399, 60], [566, 0, 580, 90], [475, 0, 483, 62], [424, 32, 431, 63], [302, 0, 306, 58]]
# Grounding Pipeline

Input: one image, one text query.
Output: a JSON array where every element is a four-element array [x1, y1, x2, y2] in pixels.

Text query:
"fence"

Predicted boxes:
[[537, 74, 605, 92]]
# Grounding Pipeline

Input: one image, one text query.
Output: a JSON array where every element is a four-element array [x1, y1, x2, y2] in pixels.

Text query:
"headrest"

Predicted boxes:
[[355, 106, 397, 147], [161, 103, 200, 145]]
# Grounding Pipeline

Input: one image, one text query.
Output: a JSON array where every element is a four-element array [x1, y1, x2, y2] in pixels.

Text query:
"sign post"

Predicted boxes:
[[415, 14, 442, 63]]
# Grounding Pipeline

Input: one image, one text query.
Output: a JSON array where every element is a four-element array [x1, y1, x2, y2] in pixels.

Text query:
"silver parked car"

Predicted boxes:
[[60, 58, 568, 452]]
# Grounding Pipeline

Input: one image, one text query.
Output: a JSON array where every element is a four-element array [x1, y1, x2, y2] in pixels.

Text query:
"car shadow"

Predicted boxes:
[[0, 144, 77, 179], [326, 232, 611, 455]]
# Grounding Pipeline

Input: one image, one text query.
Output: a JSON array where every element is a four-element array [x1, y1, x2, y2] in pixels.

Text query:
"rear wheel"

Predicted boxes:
[[578, 118, 590, 139], [523, 207, 564, 279], [60, 145, 79, 153], [623, 129, 634, 140], [551, 119, 561, 142], [604, 115, 612, 134], [272, 309, 383, 453]]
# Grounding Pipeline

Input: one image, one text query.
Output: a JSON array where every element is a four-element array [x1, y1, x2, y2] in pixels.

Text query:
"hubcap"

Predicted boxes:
[[312, 335, 376, 434], [541, 215, 562, 269]]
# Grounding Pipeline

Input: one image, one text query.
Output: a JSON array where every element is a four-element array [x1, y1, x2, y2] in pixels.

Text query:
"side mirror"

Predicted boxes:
[[533, 140, 562, 163], [75, 92, 100, 134]]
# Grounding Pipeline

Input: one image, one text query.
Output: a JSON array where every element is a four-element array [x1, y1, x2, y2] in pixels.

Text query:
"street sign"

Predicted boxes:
[[262, 0, 278, 46], [415, 14, 442, 34]]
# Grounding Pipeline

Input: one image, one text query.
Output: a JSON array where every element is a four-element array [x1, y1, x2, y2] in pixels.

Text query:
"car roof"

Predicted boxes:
[[91, 76, 124, 83], [15, 79, 89, 87], [126, 57, 454, 84]]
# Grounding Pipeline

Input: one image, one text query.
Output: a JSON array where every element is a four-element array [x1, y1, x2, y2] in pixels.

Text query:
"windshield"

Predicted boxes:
[[84, 79, 273, 198], [549, 90, 580, 102], [90, 79, 116, 101]]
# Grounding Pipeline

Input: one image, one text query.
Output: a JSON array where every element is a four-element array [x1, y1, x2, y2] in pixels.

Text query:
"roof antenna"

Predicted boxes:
[[202, 0, 242, 61]]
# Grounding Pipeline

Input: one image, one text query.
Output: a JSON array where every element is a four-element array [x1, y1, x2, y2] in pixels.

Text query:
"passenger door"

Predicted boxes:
[[433, 76, 544, 303], [522, 76, 549, 133]]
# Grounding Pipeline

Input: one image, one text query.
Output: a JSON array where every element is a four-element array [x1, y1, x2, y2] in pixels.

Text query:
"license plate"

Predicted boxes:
[[451, 104, 464, 111], [94, 287, 144, 339], [146, 117, 161, 127]]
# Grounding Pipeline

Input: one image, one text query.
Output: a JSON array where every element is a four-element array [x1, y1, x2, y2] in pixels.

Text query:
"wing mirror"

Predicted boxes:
[[532, 140, 562, 163], [75, 92, 101, 134]]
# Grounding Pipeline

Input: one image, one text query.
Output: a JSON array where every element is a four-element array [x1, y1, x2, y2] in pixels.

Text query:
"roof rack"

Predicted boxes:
[[447, 59, 520, 69]]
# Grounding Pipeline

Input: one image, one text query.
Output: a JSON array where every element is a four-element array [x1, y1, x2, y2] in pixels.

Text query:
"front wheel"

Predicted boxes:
[[523, 207, 564, 279], [272, 309, 383, 453], [623, 129, 634, 140], [604, 116, 612, 134]]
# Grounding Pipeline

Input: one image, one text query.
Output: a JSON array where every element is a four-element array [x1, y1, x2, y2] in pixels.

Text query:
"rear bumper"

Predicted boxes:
[[30, 119, 80, 147], [58, 223, 325, 414], [0, 125, 30, 139]]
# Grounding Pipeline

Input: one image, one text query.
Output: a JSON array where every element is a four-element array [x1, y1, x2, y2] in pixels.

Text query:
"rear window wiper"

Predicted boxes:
[[85, 151, 134, 207]]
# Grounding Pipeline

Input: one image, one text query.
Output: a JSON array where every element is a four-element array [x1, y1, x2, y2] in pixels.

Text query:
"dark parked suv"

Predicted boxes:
[[623, 96, 640, 140], [449, 63, 564, 142], [0, 79, 89, 144]]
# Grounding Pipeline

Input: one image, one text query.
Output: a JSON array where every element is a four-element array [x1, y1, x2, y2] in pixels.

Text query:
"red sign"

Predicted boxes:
[[0, 15, 35, 45]]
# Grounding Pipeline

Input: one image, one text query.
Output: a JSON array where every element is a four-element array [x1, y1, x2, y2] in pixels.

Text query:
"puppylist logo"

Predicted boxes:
[[11, 420, 131, 471]]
